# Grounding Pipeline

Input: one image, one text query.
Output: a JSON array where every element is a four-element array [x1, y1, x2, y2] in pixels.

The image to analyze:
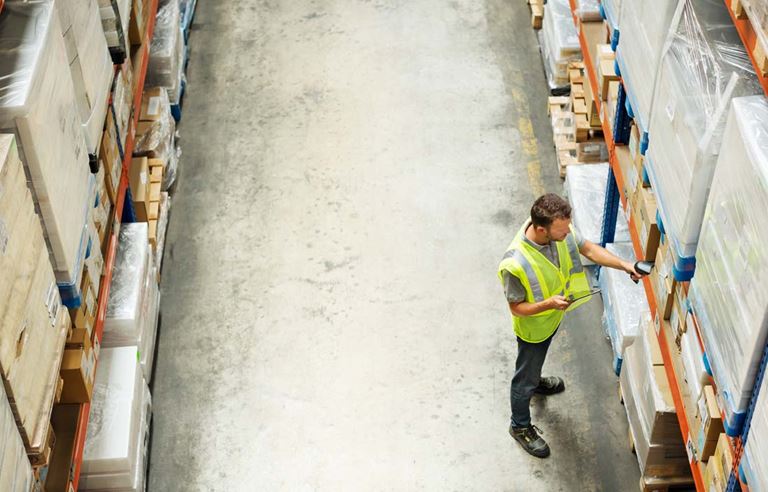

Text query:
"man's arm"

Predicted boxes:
[[579, 239, 641, 280], [509, 296, 570, 317]]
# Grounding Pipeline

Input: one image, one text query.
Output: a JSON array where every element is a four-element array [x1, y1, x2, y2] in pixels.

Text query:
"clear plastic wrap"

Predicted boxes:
[[688, 95, 768, 425], [105, 223, 150, 347], [146, 0, 184, 103], [599, 242, 650, 363], [133, 87, 179, 191], [743, 369, 768, 491], [0, 1, 93, 285], [82, 346, 149, 484], [155, 192, 171, 269], [602, 0, 622, 31], [614, 0, 678, 133], [564, 163, 631, 265], [59, 0, 114, 154], [138, 253, 159, 383], [645, 0, 761, 262], [539, 0, 581, 91], [0, 375, 34, 492], [575, 0, 602, 21], [679, 318, 708, 403]]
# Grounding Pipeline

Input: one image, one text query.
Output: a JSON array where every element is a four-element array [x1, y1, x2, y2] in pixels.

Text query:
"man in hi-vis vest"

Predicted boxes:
[[499, 193, 646, 458]]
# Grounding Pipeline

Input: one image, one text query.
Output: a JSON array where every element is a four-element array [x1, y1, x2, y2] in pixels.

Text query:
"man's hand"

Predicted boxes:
[[622, 261, 644, 282], [547, 295, 570, 311]]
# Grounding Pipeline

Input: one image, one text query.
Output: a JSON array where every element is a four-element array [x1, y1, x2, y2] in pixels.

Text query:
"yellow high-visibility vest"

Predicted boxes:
[[498, 220, 591, 343]]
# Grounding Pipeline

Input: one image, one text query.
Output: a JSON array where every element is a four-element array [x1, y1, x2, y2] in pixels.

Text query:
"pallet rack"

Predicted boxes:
[[47, 1, 160, 489], [564, 2, 768, 491]]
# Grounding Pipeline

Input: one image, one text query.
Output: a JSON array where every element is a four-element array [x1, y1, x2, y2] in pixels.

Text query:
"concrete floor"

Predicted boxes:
[[148, 1, 641, 491]]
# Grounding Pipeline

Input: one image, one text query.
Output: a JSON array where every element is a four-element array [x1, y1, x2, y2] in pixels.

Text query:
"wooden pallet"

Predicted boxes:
[[568, 62, 602, 140], [731, 0, 768, 76], [527, 0, 544, 29]]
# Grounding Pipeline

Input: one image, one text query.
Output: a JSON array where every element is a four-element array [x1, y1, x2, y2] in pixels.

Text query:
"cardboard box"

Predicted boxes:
[[695, 386, 724, 460], [583, 74, 600, 128], [705, 454, 726, 492], [651, 241, 676, 320], [635, 187, 661, 261], [714, 434, 733, 485], [576, 139, 608, 163], [60, 337, 96, 403], [129, 0, 148, 46], [140, 87, 165, 122], [598, 57, 620, 101], [99, 111, 122, 204], [129, 157, 150, 222]]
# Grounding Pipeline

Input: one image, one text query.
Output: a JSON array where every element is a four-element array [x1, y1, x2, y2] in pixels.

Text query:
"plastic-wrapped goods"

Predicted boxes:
[[0, 374, 35, 492], [614, 0, 679, 134], [138, 253, 160, 383], [575, 0, 602, 21], [97, 0, 130, 54], [146, 0, 184, 104], [105, 223, 150, 347], [564, 163, 631, 264], [538, 0, 581, 92], [155, 192, 171, 269], [0, 134, 70, 458], [599, 242, 650, 372], [602, 0, 622, 31], [688, 96, 768, 433], [134, 87, 179, 191], [58, 0, 114, 155], [0, 1, 94, 287], [679, 319, 708, 404], [645, 0, 760, 274], [620, 316, 689, 477], [81, 347, 151, 491], [743, 370, 768, 492]]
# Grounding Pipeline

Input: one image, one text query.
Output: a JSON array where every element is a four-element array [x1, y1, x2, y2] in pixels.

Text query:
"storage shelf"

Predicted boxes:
[[724, 0, 768, 98], [564, 4, 734, 491], [65, 2, 159, 489]]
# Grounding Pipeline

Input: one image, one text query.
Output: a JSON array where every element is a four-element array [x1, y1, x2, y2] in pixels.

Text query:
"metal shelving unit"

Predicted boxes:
[[563, 3, 758, 490], [62, 2, 160, 489]]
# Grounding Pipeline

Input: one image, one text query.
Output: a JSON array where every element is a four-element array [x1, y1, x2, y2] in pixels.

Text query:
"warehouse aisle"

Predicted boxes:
[[149, 1, 640, 490]]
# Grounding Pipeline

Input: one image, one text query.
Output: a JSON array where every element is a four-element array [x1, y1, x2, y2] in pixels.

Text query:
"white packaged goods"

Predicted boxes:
[[645, 0, 760, 264], [743, 371, 767, 491], [599, 242, 650, 367], [98, 0, 130, 54], [105, 223, 150, 347], [574, 0, 601, 21], [565, 163, 630, 265], [81, 347, 151, 490], [0, 1, 94, 287], [0, 134, 70, 455], [620, 317, 688, 477], [138, 252, 160, 382], [57, 0, 114, 155], [614, 0, 678, 133], [679, 322, 708, 404], [688, 96, 768, 428], [0, 382, 34, 492], [147, 1, 184, 104], [538, 0, 581, 91], [602, 0, 621, 30]]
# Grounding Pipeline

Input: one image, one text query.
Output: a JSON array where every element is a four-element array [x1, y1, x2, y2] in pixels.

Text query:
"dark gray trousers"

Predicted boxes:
[[510, 331, 556, 428]]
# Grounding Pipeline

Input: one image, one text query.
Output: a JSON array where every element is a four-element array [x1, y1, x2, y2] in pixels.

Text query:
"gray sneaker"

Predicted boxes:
[[509, 424, 551, 458]]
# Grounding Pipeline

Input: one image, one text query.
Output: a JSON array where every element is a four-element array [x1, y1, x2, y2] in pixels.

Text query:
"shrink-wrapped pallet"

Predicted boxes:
[[0, 1, 94, 289], [81, 347, 151, 491], [602, 0, 622, 32], [0, 134, 70, 457], [538, 0, 581, 92], [743, 370, 767, 491], [688, 96, 768, 432], [645, 0, 760, 274], [57, 0, 114, 154], [0, 382, 34, 492], [146, 0, 184, 104], [614, 0, 679, 134], [564, 162, 631, 265], [599, 242, 650, 372]]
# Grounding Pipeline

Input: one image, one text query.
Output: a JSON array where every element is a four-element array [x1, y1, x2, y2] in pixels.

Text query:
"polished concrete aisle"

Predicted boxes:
[[148, 1, 640, 490]]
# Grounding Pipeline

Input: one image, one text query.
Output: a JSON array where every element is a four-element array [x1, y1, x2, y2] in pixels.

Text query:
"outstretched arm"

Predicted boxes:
[[579, 240, 642, 280], [509, 295, 570, 317]]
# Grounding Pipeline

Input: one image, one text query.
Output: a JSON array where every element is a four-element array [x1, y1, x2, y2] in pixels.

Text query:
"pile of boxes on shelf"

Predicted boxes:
[[0, 0, 194, 489], [564, 0, 768, 489]]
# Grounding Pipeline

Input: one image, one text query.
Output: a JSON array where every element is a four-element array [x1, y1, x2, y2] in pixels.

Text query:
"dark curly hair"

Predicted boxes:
[[531, 193, 572, 228]]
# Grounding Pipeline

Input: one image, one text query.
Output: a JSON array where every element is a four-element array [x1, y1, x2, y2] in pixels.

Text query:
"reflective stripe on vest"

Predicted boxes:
[[498, 220, 591, 343]]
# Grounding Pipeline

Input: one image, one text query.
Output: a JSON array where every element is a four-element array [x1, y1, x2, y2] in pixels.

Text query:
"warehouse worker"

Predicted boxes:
[[499, 193, 645, 458]]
